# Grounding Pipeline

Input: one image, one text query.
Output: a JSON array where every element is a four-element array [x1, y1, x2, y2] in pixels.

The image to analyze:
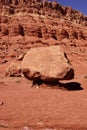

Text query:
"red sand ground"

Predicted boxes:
[[0, 57, 87, 130]]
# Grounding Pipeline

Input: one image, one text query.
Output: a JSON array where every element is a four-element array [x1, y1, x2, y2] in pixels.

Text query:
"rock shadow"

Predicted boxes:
[[32, 79, 83, 91], [59, 82, 83, 91]]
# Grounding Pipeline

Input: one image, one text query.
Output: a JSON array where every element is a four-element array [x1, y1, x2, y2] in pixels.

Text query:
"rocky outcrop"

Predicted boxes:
[[0, 0, 87, 67], [56, 29, 69, 40], [21, 46, 74, 82], [0, 0, 87, 25]]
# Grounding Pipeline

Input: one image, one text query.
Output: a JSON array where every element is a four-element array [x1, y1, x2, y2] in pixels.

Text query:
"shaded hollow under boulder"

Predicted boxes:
[[21, 46, 74, 86]]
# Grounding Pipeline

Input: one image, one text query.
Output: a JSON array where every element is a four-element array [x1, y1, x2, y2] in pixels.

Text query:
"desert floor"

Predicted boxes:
[[0, 58, 87, 130]]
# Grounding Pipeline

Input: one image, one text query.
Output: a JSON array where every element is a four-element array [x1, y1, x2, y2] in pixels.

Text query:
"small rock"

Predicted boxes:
[[1, 60, 8, 64], [0, 122, 8, 128], [0, 101, 4, 106], [37, 121, 43, 126], [35, 85, 40, 89], [5, 62, 21, 77], [17, 53, 25, 60], [23, 126, 29, 130]]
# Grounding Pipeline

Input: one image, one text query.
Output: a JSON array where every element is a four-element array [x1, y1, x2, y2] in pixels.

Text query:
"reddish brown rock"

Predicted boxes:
[[5, 62, 21, 77], [52, 1, 58, 9], [56, 29, 69, 40], [21, 46, 74, 82], [0, 0, 87, 75]]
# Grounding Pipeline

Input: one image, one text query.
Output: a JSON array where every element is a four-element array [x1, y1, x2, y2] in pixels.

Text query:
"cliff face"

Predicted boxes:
[[0, 0, 87, 25], [0, 0, 87, 40], [0, 0, 87, 64]]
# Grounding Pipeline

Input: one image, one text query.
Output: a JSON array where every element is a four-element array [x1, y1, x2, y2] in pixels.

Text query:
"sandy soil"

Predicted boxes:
[[0, 57, 87, 130]]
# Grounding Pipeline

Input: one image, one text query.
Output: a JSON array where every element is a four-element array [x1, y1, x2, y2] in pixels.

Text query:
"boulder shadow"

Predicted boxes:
[[58, 82, 83, 91], [32, 79, 83, 91]]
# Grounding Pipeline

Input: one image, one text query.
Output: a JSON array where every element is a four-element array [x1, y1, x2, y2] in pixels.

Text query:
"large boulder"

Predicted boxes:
[[21, 46, 74, 82]]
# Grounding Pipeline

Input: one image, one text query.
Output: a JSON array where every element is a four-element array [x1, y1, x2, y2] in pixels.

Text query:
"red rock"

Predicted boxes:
[[0, 0, 87, 77], [5, 62, 21, 77], [21, 46, 74, 82]]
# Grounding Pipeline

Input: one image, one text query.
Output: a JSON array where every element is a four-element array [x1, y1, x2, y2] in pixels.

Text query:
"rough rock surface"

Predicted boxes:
[[0, 0, 87, 66], [5, 62, 21, 77], [0, 0, 87, 25], [21, 46, 74, 82]]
